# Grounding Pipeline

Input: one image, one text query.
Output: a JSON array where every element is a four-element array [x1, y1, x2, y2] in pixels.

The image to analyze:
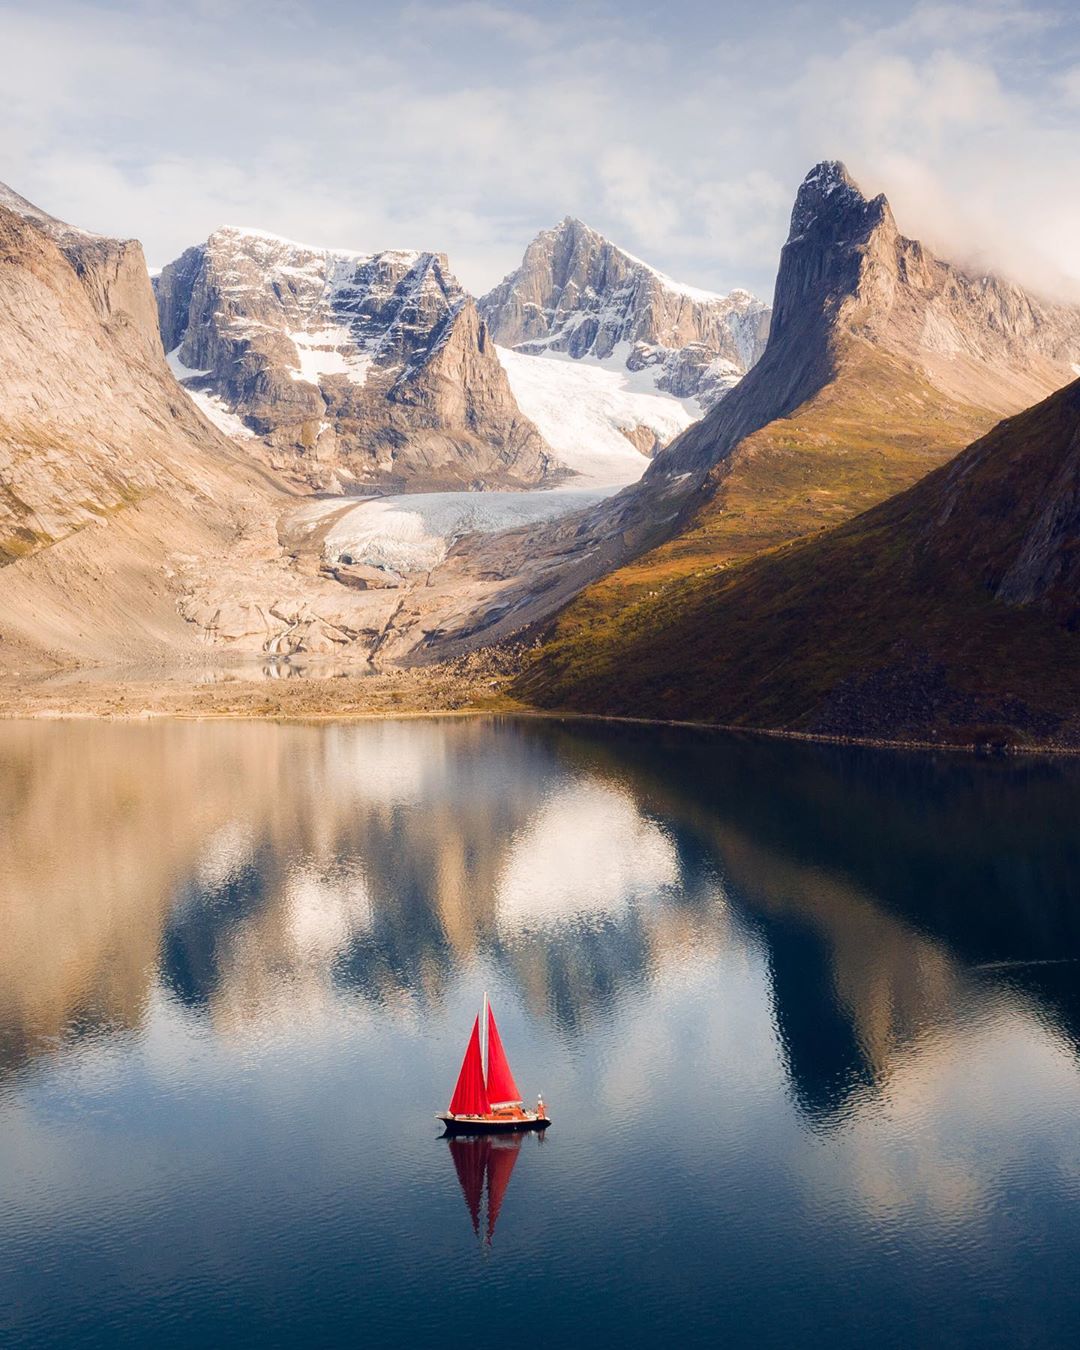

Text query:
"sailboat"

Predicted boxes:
[[436, 993, 551, 1133]]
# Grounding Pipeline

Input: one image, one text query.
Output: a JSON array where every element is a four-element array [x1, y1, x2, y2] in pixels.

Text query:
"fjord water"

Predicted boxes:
[[2, 720, 1080, 1349]]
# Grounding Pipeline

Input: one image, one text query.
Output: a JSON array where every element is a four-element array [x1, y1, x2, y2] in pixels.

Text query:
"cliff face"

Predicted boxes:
[[655, 161, 1080, 481], [0, 189, 263, 566], [0, 184, 283, 671], [0, 183, 164, 364], [480, 216, 770, 408], [155, 228, 554, 491]]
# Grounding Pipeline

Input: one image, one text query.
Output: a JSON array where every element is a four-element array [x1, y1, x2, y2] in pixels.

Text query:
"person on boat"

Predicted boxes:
[[536, 1093, 545, 1120]]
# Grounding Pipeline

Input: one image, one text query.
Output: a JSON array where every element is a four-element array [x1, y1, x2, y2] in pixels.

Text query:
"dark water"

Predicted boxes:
[[2, 718, 1080, 1349]]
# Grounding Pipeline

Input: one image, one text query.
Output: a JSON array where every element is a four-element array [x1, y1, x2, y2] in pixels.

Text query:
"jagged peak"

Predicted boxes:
[[803, 160, 860, 194], [787, 160, 889, 243], [529, 214, 603, 249], [204, 225, 444, 280], [521, 214, 758, 308]]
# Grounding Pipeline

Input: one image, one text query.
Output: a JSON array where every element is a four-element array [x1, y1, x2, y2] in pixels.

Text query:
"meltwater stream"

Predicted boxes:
[[1, 718, 1079, 1348]]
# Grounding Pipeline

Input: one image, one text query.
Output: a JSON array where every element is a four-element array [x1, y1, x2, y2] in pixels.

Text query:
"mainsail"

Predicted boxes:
[[449, 1015, 491, 1117], [448, 996, 522, 1113], [485, 1002, 522, 1107]]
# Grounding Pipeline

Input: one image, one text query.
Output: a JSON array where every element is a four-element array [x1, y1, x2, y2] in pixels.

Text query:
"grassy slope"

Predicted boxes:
[[536, 342, 995, 663], [516, 379, 1080, 747]]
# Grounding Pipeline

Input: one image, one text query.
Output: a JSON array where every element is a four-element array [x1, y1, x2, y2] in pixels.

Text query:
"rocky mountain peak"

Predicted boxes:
[[787, 161, 871, 237], [154, 224, 552, 491], [480, 217, 770, 409], [766, 159, 901, 351], [651, 157, 1080, 481]]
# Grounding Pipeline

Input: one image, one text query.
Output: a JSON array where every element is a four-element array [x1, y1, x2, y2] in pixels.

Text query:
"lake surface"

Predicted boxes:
[[2, 718, 1080, 1348]]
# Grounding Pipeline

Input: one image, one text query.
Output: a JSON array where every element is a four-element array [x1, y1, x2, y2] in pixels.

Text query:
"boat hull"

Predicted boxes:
[[436, 1111, 550, 1134]]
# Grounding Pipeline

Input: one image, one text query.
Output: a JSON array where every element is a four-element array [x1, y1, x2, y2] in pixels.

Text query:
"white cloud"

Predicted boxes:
[[785, 12, 1080, 297], [0, 0, 1077, 301]]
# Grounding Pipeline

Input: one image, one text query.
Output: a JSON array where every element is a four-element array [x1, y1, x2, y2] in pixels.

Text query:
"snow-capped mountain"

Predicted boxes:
[[154, 228, 553, 492], [479, 216, 771, 409]]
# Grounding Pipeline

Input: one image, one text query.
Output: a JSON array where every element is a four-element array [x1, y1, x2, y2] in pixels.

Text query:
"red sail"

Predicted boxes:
[[449, 1015, 490, 1116], [485, 1002, 522, 1106]]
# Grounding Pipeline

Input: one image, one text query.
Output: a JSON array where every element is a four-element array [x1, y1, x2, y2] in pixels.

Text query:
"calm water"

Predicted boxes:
[[2, 718, 1080, 1348]]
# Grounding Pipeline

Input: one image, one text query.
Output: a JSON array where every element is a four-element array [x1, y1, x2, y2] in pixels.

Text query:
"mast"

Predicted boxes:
[[479, 991, 490, 1087]]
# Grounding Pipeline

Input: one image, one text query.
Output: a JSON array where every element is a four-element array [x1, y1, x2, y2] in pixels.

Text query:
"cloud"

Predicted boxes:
[[784, 8, 1080, 296], [598, 145, 681, 244], [0, 0, 1078, 302]]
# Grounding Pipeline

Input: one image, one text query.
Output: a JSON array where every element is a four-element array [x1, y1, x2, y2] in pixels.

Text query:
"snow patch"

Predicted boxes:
[[166, 344, 254, 438], [288, 327, 373, 386], [615, 245, 726, 303], [188, 389, 257, 439], [497, 345, 695, 486], [165, 346, 211, 380]]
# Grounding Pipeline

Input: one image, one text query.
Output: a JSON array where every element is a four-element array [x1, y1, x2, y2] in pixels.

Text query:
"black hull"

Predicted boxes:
[[437, 1113, 550, 1134]]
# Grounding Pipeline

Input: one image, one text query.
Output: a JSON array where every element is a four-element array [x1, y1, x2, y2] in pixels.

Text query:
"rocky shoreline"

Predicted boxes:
[[3, 666, 1078, 759]]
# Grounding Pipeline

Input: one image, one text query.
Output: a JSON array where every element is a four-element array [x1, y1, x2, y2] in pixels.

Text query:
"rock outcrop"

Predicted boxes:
[[480, 216, 770, 408], [0, 183, 288, 669], [155, 228, 555, 492]]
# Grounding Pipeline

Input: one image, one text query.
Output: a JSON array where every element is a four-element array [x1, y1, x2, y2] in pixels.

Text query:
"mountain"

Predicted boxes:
[[0, 185, 485, 669], [155, 228, 554, 492], [515, 377, 1080, 748], [655, 159, 1080, 482], [480, 216, 770, 409], [0, 184, 290, 670], [402, 162, 1080, 665]]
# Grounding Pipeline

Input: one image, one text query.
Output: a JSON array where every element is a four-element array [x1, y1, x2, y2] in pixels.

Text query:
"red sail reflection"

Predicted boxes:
[[447, 1133, 524, 1243]]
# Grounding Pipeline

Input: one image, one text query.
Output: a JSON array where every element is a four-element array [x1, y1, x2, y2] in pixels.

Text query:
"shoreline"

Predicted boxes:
[[1, 668, 1078, 758]]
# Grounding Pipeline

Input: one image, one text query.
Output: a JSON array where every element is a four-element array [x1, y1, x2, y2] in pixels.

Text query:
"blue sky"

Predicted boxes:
[[3, 0, 1079, 300]]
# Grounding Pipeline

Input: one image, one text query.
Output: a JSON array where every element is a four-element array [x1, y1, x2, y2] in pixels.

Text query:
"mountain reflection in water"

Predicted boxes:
[[2, 718, 1080, 1348]]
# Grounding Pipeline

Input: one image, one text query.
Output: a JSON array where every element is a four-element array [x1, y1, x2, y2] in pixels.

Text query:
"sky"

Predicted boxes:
[[3, 0, 1079, 301]]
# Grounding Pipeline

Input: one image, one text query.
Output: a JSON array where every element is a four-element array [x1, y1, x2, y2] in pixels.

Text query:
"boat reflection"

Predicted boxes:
[[444, 1132, 535, 1243]]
